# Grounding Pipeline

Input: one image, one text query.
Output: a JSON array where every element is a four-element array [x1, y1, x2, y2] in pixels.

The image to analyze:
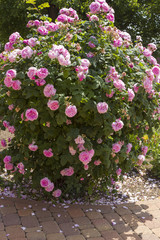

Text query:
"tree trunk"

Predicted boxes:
[[48, 4, 59, 22]]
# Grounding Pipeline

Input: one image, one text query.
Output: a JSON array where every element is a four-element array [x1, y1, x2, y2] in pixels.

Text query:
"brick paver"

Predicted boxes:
[[0, 197, 160, 240]]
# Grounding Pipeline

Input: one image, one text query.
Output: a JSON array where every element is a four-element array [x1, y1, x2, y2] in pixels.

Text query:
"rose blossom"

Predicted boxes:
[[97, 102, 108, 114], [5, 163, 13, 170], [128, 88, 135, 102], [148, 43, 157, 52], [141, 146, 148, 156], [12, 80, 21, 90], [69, 146, 76, 155], [75, 135, 85, 144], [6, 69, 16, 78], [21, 46, 33, 59], [137, 155, 145, 166], [9, 32, 20, 44], [106, 13, 114, 22], [94, 160, 101, 166], [4, 76, 13, 87], [37, 68, 49, 79], [43, 84, 56, 98], [43, 148, 53, 158], [89, 2, 101, 13], [60, 166, 74, 176], [40, 177, 51, 188], [45, 182, 54, 192], [25, 108, 38, 121], [8, 104, 14, 110], [3, 155, 11, 163], [65, 105, 77, 117], [90, 15, 99, 21], [113, 79, 125, 90], [37, 26, 48, 35], [3, 120, 10, 128], [28, 37, 38, 47], [126, 143, 132, 154], [116, 168, 122, 176], [1, 139, 7, 147], [52, 189, 62, 198], [35, 79, 46, 86], [112, 119, 124, 132], [133, 83, 139, 93], [152, 66, 160, 76], [112, 143, 122, 153], [47, 100, 59, 111], [79, 149, 94, 165], [143, 49, 152, 57], [28, 143, 38, 151], [27, 67, 37, 80], [84, 165, 89, 170], [8, 126, 15, 134]]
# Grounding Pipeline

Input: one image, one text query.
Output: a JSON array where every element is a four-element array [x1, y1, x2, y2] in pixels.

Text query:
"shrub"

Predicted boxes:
[[0, 0, 160, 199]]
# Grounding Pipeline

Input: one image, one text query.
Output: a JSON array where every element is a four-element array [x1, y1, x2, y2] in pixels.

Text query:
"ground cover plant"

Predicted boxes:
[[0, 0, 160, 199]]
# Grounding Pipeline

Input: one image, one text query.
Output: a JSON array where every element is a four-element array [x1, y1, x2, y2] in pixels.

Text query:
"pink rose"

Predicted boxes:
[[52, 189, 62, 198], [60, 166, 74, 176], [5, 42, 14, 52], [84, 165, 89, 170], [40, 177, 51, 188], [101, 2, 110, 12], [57, 14, 68, 23], [126, 143, 132, 154], [21, 46, 33, 59], [45, 182, 54, 192], [113, 79, 125, 90], [79, 150, 94, 165], [4, 76, 13, 87], [152, 66, 160, 76], [3, 155, 11, 163], [81, 59, 90, 67], [17, 162, 24, 170], [88, 41, 96, 48], [106, 90, 114, 98], [90, 15, 99, 21], [27, 67, 37, 80], [94, 160, 101, 166], [128, 88, 135, 102], [28, 143, 38, 151], [143, 78, 152, 93], [141, 146, 148, 156], [37, 26, 48, 35], [1, 139, 7, 147], [106, 13, 115, 22], [8, 104, 14, 111], [133, 83, 139, 93], [65, 105, 77, 118], [28, 37, 38, 47], [37, 68, 49, 79], [8, 126, 15, 134], [97, 102, 108, 114], [6, 69, 17, 79], [47, 100, 59, 111], [143, 49, 152, 57], [3, 120, 10, 128], [112, 143, 122, 153], [89, 2, 101, 13], [35, 79, 46, 86], [116, 168, 122, 176], [148, 43, 157, 52], [112, 119, 124, 132], [25, 108, 38, 121], [75, 135, 85, 144], [12, 80, 21, 90], [69, 146, 76, 155], [137, 155, 145, 166], [43, 84, 56, 98], [9, 32, 20, 44], [43, 148, 53, 158], [5, 163, 13, 170], [113, 38, 123, 47]]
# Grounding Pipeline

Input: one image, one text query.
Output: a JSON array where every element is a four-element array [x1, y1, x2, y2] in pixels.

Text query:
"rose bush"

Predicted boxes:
[[0, 0, 160, 199]]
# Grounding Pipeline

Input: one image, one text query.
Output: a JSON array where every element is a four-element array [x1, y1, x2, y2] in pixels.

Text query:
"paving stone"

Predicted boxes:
[[59, 222, 80, 236], [18, 209, 33, 217], [133, 225, 152, 235], [47, 233, 66, 240], [67, 207, 85, 218], [134, 211, 153, 221], [121, 214, 143, 228], [96, 205, 113, 214], [86, 211, 103, 220], [92, 218, 112, 232], [49, 205, 66, 213], [140, 203, 159, 211], [26, 231, 46, 240], [145, 219, 160, 229], [21, 215, 39, 228], [53, 212, 72, 224], [152, 228, 160, 237], [120, 232, 141, 240], [6, 225, 25, 239], [39, 217, 54, 222], [115, 207, 132, 216], [8, 238, 27, 240], [104, 212, 124, 225], [0, 199, 14, 207], [140, 233, 160, 240], [147, 210, 160, 219], [88, 238, 105, 240], [3, 213, 21, 226], [0, 206, 17, 215], [0, 222, 4, 231], [113, 223, 132, 234], [81, 228, 101, 238], [66, 235, 86, 240], [41, 221, 60, 234], [35, 210, 52, 219], [24, 227, 42, 233], [0, 230, 8, 240], [73, 216, 91, 226], [101, 229, 123, 240], [127, 204, 142, 212]]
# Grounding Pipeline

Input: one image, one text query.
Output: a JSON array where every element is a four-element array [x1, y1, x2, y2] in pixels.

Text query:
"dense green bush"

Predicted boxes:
[[0, 0, 160, 199]]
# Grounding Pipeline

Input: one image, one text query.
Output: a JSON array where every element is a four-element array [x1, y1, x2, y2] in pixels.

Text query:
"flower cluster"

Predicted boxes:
[[57, 7, 79, 23], [105, 66, 125, 91], [4, 69, 21, 90], [75, 59, 90, 81]]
